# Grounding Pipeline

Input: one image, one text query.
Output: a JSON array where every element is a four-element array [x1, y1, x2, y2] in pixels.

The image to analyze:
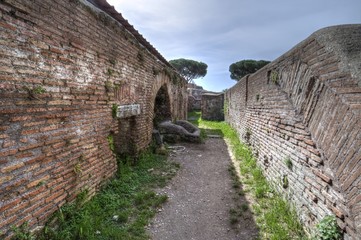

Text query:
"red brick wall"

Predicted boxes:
[[225, 25, 361, 239], [0, 0, 187, 238]]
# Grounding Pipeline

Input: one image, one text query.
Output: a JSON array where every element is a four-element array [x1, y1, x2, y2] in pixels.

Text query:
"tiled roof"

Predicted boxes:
[[85, 0, 172, 68]]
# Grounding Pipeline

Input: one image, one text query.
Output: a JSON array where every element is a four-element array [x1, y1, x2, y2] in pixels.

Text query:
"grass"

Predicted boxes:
[[35, 150, 180, 240], [190, 111, 306, 240]]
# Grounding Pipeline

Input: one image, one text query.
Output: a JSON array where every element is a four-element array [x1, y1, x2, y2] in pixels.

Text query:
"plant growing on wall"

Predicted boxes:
[[73, 163, 82, 176], [24, 85, 46, 100], [152, 66, 160, 76], [107, 134, 115, 152], [315, 215, 342, 240], [285, 157, 293, 170], [104, 80, 113, 92], [244, 128, 252, 142], [106, 68, 115, 76], [270, 70, 279, 85], [109, 59, 117, 65], [111, 104, 118, 118], [137, 50, 145, 63], [282, 175, 289, 188]]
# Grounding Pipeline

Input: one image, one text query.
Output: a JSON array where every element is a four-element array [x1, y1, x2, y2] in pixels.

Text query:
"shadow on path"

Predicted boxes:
[[148, 138, 259, 240]]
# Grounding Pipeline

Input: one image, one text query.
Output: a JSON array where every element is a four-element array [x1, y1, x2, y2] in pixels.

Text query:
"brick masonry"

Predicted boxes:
[[201, 93, 224, 121], [0, 0, 187, 238], [225, 25, 361, 239]]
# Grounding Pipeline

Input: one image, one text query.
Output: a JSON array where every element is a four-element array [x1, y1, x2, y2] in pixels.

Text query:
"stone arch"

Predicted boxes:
[[153, 84, 171, 127], [150, 73, 174, 126]]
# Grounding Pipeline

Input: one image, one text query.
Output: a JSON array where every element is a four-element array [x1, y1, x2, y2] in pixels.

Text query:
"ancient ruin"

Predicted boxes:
[[0, 0, 360, 239], [225, 24, 361, 239], [201, 92, 225, 121], [0, 0, 187, 238]]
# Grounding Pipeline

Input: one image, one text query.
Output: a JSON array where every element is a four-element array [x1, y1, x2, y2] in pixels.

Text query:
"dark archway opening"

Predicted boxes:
[[153, 85, 171, 127]]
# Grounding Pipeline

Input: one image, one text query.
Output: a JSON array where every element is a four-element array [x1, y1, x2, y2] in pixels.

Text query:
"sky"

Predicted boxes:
[[107, 0, 361, 92]]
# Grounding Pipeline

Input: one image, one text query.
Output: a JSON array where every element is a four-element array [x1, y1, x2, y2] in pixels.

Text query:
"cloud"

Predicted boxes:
[[107, 0, 361, 91]]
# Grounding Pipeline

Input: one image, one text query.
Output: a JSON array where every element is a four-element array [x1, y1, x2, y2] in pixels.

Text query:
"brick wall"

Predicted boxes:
[[0, 0, 187, 238], [201, 93, 224, 121], [225, 25, 361, 239]]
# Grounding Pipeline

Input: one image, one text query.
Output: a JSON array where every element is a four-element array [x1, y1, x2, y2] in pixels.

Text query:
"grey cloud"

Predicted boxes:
[[107, 0, 361, 91]]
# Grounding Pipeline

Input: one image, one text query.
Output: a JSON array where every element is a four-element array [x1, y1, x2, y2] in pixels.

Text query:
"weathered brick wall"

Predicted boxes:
[[0, 0, 187, 238], [201, 93, 224, 121], [225, 25, 361, 239]]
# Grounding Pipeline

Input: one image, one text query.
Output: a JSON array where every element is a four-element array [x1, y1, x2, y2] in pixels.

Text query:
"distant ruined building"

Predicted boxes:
[[187, 83, 203, 111], [188, 83, 225, 121]]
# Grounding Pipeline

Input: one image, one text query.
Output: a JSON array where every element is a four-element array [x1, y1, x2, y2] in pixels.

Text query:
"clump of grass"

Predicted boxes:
[[11, 222, 35, 240], [36, 150, 179, 240], [187, 111, 201, 125], [195, 112, 306, 240], [111, 104, 118, 118], [285, 157, 293, 170], [230, 215, 239, 225], [240, 203, 249, 212]]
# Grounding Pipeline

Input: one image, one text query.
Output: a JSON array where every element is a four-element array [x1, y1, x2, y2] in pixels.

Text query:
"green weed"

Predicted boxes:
[[285, 157, 293, 170], [111, 104, 118, 118], [107, 134, 115, 152], [11, 222, 35, 240], [315, 215, 342, 240], [36, 151, 179, 240], [193, 112, 306, 240]]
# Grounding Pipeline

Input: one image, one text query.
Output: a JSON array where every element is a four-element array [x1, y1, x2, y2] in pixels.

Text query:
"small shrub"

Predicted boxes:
[[315, 215, 342, 240]]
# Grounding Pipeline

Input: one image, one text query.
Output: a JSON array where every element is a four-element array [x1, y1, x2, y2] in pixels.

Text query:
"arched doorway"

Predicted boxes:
[[153, 84, 171, 127]]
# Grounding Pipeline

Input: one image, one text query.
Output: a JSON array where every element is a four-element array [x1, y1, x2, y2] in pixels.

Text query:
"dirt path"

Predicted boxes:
[[148, 138, 259, 240]]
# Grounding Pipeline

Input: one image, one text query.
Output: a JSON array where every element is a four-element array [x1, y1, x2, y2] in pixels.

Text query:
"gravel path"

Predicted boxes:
[[148, 138, 259, 240]]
